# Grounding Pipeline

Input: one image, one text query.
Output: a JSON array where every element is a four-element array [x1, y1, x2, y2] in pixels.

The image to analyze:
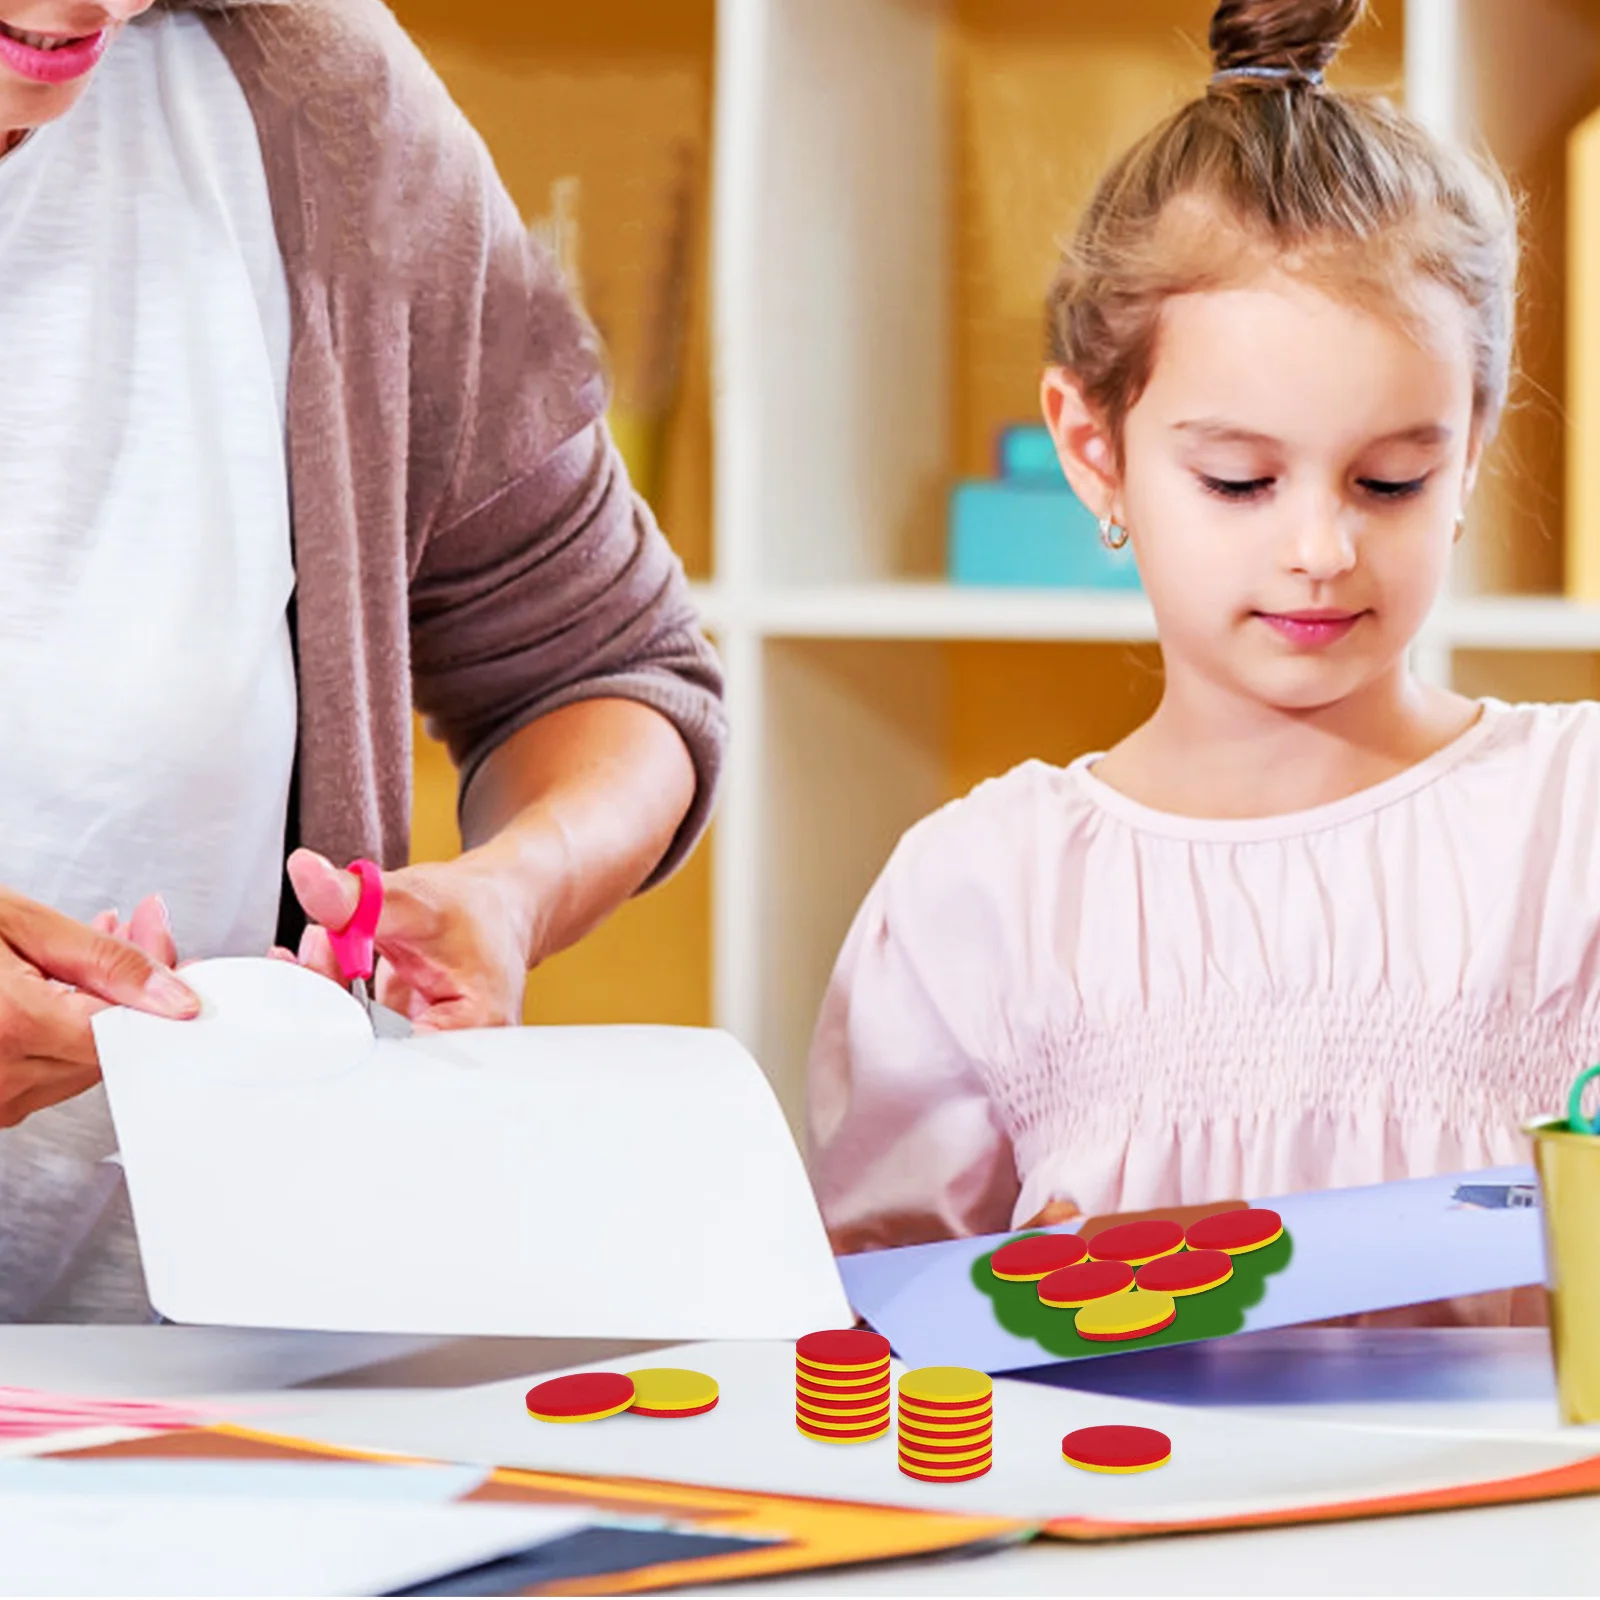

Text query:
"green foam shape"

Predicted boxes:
[[972, 1229, 1294, 1360]]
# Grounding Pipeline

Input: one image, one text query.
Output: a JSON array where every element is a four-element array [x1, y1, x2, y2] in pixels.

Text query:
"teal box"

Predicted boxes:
[[949, 480, 1142, 590], [997, 424, 1062, 481]]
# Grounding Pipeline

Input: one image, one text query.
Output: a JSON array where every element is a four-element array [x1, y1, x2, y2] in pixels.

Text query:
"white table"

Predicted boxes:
[[3, 1326, 1594, 1596]]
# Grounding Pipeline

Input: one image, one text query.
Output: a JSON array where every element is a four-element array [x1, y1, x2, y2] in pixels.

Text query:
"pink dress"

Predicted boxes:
[[808, 699, 1600, 1254]]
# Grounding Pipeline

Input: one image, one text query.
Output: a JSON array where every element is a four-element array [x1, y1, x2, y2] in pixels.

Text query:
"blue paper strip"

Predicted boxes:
[[837, 1166, 1545, 1375]]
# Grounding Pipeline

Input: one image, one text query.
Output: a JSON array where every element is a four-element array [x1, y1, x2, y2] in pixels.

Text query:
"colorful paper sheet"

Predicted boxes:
[[246, 1339, 1600, 1538], [46, 1425, 1026, 1596], [0, 1387, 208, 1444]]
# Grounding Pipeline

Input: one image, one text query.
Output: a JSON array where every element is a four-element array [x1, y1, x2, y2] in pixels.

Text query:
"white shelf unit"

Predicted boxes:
[[703, 0, 1600, 1134]]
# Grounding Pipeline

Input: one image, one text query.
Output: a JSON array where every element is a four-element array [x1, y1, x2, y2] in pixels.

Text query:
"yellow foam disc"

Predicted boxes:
[[898, 1452, 993, 1477], [625, 1368, 719, 1414], [796, 1421, 888, 1443], [1073, 1290, 1178, 1341], [898, 1439, 992, 1468], [896, 1414, 992, 1440], [897, 1366, 993, 1406]]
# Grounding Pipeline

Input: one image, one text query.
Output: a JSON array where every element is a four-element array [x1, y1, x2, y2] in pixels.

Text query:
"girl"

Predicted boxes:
[[809, 0, 1583, 1267]]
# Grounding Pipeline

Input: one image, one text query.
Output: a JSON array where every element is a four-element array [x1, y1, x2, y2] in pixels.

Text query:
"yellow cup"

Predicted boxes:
[[1526, 1115, 1600, 1424]]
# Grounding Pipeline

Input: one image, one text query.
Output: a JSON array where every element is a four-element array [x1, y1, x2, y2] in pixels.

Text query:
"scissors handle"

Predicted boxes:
[[326, 858, 383, 988], [1569, 1063, 1600, 1136]]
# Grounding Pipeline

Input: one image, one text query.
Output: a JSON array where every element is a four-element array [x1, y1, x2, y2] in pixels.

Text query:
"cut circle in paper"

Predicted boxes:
[[1037, 1259, 1136, 1307], [1063, 1424, 1171, 1473], [526, 1372, 635, 1423], [1086, 1220, 1185, 1266], [1135, 1248, 1234, 1296], [989, 1233, 1089, 1281], [1184, 1208, 1284, 1256]]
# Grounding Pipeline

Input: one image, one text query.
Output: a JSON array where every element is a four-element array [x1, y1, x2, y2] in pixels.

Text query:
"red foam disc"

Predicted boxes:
[[796, 1413, 890, 1440], [794, 1363, 890, 1394], [1086, 1220, 1186, 1265], [796, 1400, 891, 1428], [797, 1389, 891, 1418], [795, 1392, 890, 1420], [1062, 1424, 1172, 1473], [896, 1414, 992, 1440], [989, 1233, 1089, 1280], [525, 1372, 635, 1422], [1037, 1259, 1136, 1307], [896, 1427, 993, 1454], [1184, 1208, 1284, 1255], [1135, 1248, 1234, 1296], [631, 1399, 718, 1418], [795, 1329, 891, 1371], [896, 1401, 993, 1428]]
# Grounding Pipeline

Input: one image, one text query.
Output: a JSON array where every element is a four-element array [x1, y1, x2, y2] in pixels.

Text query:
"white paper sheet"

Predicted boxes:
[[0, 1493, 591, 1597], [259, 1340, 1600, 1528], [94, 959, 851, 1339]]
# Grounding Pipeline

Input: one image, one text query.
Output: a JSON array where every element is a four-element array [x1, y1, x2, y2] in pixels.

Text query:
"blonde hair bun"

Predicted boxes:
[[1209, 0, 1365, 80]]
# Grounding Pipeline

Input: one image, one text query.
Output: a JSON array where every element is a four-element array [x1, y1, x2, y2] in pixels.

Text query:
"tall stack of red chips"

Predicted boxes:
[[794, 1329, 891, 1441]]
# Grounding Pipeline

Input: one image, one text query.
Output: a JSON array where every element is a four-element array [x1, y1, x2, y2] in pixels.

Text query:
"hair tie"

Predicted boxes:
[[1210, 65, 1325, 89]]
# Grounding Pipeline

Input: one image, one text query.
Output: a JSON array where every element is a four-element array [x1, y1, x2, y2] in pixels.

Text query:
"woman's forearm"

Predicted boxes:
[[456, 698, 698, 969]]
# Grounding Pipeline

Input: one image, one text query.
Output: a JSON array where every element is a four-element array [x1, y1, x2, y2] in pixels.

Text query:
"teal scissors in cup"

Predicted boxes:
[[325, 858, 413, 1039]]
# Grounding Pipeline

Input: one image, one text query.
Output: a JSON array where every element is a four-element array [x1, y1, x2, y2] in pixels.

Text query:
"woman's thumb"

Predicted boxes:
[[286, 849, 364, 933]]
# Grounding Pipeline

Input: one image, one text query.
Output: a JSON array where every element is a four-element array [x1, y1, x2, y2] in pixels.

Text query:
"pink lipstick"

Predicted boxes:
[[1256, 609, 1365, 648], [0, 21, 107, 85]]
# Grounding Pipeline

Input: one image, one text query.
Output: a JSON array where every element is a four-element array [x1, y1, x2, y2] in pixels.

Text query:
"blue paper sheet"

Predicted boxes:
[[836, 1166, 1546, 1375]]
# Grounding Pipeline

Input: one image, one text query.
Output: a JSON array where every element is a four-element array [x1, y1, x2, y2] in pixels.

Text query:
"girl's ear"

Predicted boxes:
[[1455, 420, 1488, 540], [1461, 420, 1486, 507], [1041, 367, 1121, 520]]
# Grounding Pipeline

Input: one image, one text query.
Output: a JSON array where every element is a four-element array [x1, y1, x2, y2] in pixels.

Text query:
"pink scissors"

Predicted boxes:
[[325, 858, 413, 1039]]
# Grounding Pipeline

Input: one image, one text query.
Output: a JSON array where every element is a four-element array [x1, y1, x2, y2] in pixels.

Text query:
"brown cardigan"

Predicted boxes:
[[188, 0, 725, 900]]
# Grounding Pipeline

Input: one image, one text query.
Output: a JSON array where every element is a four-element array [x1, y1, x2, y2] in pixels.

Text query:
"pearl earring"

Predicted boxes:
[[1099, 513, 1130, 552]]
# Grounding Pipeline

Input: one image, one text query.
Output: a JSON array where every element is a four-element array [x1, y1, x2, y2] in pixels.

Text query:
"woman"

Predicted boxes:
[[0, 0, 726, 1319]]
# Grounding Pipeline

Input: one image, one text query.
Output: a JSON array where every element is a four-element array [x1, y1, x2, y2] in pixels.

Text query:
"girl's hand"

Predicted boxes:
[[0, 888, 199, 1129], [281, 849, 528, 1032]]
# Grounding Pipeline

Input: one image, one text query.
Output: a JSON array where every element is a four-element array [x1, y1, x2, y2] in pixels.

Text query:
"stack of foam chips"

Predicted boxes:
[[897, 1366, 993, 1481], [794, 1329, 891, 1441]]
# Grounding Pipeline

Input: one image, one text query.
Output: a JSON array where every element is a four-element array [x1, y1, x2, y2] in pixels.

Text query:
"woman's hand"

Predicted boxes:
[[0, 888, 199, 1129], [281, 848, 529, 1032], [89, 895, 179, 968]]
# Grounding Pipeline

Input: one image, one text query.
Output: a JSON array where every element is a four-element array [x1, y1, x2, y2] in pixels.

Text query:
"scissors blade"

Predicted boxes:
[[349, 977, 413, 1039], [369, 1000, 414, 1039]]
